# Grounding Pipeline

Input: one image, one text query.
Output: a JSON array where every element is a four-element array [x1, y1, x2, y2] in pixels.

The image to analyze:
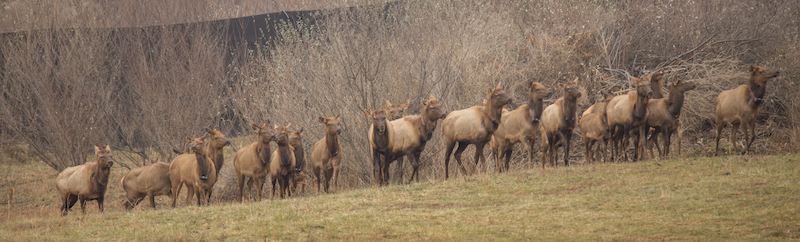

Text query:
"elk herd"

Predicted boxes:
[[55, 65, 779, 216]]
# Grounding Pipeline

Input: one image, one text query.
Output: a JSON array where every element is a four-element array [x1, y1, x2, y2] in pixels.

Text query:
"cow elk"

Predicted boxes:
[[270, 124, 296, 199], [289, 127, 314, 195], [206, 128, 231, 174], [386, 100, 409, 121], [121, 161, 171, 210], [443, 83, 512, 178], [490, 81, 551, 172], [714, 65, 780, 155], [311, 115, 343, 193], [606, 74, 653, 162], [169, 135, 217, 207], [387, 95, 447, 183], [541, 78, 582, 168], [233, 122, 276, 202], [645, 79, 696, 158], [580, 90, 615, 164], [367, 109, 394, 186], [56, 145, 114, 216]]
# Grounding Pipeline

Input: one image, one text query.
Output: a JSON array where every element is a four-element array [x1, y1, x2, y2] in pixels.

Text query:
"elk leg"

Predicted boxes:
[[584, 138, 593, 164], [474, 142, 487, 174], [443, 140, 456, 180], [372, 150, 382, 186], [313, 165, 322, 194], [324, 168, 333, 193], [79, 197, 87, 214], [149, 192, 156, 208], [271, 178, 278, 199], [185, 185, 195, 205], [237, 173, 246, 202], [394, 156, 404, 184], [744, 121, 756, 155], [663, 128, 672, 157], [255, 177, 265, 201], [714, 120, 724, 156], [602, 138, 609, 163], [526, 138, 535, 169], [453, 142, 469, 176], [730, 122, 741, 155], [414, 152, 423, 183], [503, 148, 513, 173], [563, 131, 573, 166], [541, 135, 549, 169], [170, 181, 182, 208], [95, 197, 104, 213], [404, 150, 418, 184]]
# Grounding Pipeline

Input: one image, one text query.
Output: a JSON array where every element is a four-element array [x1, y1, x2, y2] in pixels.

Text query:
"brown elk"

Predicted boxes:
[[579, 90, 615, 164], [541, 78, 582, 168], [270, 124, 296, 199], [233, 122, 276, 202], [311, 115, 342, 193], [490, 81, 551, 172], [366, 109, 394, 186], [387, 95, 447, 183], [289, 127, 314, 195], [714, 65, 780, 155], [169, 135, 217, 207], [206, 128, 231, 174], [649, 71, 666, 99], [606, 75, 653, 162], [55, 145, 114, 216], [386, 100, 409, 121], [644, 79, 696, 158], [121, 161, 171, 210], [442, 83, 512, 178]]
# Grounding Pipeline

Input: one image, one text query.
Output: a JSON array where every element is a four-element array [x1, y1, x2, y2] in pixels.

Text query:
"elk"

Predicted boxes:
[[270, 124, 297, 199], [121, 161, 171, 210], [366, 109, 394, 186], [490, 81, 551, 172], [649, 71, 666, 99], [169, 135, 217, 207], [206, 128, 231, 174], [55, 145, 114, 216], [644, 79, 696, 158], [714, 65, 780, 155], [579, 91, 615, 164], [606, 75, 653, 162], [443, 83, 512, 178], [233, 122, 276, 202], [387, 95, 447, 183], [386, 100, 409, 121], [541, 78, 582, 168], [289, 127, 314, 195], [311, 115, 342, 193]]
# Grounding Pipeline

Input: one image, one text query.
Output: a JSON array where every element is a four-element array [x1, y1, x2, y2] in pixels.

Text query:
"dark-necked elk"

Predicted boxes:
[[580, 90, 615, 164], [443, 83, 511, 178], [366, 109, 394, 186], [386, 100, 409, 121], [206, 128, 231, 174], [289, 127, 314, 195], [649, 71, 666, 99], [270, 124, 296, 199], [387, 95, 447, 183], [311, 115, 342, 193], [645, 79, 696, 158], [56, 145, 114, 216], [490, 81, 551, 172], [541, 78, 582, 168], [169, 135, 217, 207], [121, 161, 171, 210], [606, 74, 653, 162], [714, 65, 780, 155], [233, 122, 276, 202]]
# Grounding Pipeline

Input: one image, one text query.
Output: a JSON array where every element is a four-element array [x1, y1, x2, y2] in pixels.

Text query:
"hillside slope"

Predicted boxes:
[[1, 155, 798, 240]]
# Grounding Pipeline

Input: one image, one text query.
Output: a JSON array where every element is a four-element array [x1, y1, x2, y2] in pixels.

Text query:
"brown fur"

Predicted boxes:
[[121, 162, 171, 210], [55, 145, 114, 216], [714, 65, 780, 155], [490, 81, 551, 172], [645, 79, 696, 158], [169, 136, 217, 207], [367, 109, 395, 186], [606, 75, 654, 162], [233, 122, 276, 202], [205, 128, 231, 174], [311, 115, 343, 193], [385, 100, 409, 121], [442, 83, 512, 179], [580, 91, 615, 164], [649, 71, 666, 99], [289, 127, 315, 195], [270, 124, 296, 199], [387, 95, 447, 183], [541, 78, 582, 168]]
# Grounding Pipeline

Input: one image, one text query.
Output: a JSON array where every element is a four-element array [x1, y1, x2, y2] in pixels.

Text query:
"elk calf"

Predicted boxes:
[[714, 65, 780, 155], [233, 122, 276, 202], [367, 109, 394, 186], [443, 83, 512, 178], [271, 124, 297, 199], [541, 78, 582, 168], [56, 145, 114, 216], [289, 127, 313, 195], [490, 81, 551, 172], [169, 136, 217, 207], [580, 91, 615, 164], [121, 161, 171, 210], [311, 115, 343, 193]]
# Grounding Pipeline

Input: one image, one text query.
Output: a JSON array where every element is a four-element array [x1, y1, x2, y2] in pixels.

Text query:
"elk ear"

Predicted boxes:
[[298, 127, 304, 134], [385, 100, 392, 107], [420, 99, 427, 106], [172, 148, 181, 154], [251, 123, 259, 130], [482, 99, 487, 106], [487, 88, 493, 95], [335, 114, 340, 119], [403, 99, 409, 109], [205, 127, 212, 133], [749, 65, 756, 73], [428, 94, 435, 100], [495, 82, 502, 90], [558, 83, 564, 89], [318, 117, 326, 124], [95, 146, 100, 154], [286, 123, 292, 129], [265, 120, 271, 126], [527, 81, 533, 89], [364, 110, 370, 116], [105, 145, 111, 151], [186, 137, 192, 143]]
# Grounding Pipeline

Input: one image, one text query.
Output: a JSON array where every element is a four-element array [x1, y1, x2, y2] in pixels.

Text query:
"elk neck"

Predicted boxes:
[[372, 120, 390, 149], [91, 162, 110, 192], [483, 98, 502, 132], [667, 88, 686, 119], [207, 143, 224, 173], [632, 88, 649, 120], [195, 152, 211, 179], [528, 97, 544, 123], [326, 130, 339, 157], [257, 141, 272, 165], [748, 78, 766, 107], [277, 142, 293, 170], [561, 96, 578, 127], [293, 144, 305, 170]]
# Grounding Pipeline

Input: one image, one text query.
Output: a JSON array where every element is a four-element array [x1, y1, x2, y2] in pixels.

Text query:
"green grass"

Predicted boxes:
[[2, 155, 799, 240]]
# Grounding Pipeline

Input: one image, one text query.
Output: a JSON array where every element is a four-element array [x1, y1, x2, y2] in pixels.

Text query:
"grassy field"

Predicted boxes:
[[1, 154, 798, 240]]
